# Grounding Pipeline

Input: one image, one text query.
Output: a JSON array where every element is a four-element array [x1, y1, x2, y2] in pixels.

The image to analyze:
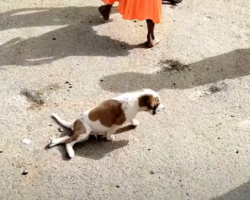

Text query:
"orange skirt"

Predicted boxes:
[[102, 0, 163, 23]]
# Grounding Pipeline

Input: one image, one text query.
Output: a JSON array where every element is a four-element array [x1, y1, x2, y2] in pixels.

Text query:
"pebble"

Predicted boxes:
[[22, 169, 29, 175], [116, 185, 120, 188], [205, 91, 212, 95], [22, 138, 31, 144], [58, 127, 63, 132]]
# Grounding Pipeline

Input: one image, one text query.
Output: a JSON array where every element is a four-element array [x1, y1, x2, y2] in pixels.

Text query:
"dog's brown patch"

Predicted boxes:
[[88, 99, 126, 127], [138, 95, 159, 110], [66, 119, 86, 143]]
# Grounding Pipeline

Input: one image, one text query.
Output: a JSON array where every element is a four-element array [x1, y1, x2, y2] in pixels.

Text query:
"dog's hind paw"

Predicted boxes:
[[68, 150, 75, 159], [49, 138, 57, 148]]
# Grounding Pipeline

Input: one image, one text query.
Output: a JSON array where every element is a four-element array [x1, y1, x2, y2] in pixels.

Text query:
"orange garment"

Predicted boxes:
[[102, 0, 163, 23]]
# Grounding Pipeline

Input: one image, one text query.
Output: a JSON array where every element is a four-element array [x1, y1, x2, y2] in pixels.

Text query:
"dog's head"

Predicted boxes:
[[138, 89, 164, 115]]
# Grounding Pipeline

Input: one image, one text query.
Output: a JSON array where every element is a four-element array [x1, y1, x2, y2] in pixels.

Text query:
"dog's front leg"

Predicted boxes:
[[106, 125, 121, 141], [131, 119, 140, 127]]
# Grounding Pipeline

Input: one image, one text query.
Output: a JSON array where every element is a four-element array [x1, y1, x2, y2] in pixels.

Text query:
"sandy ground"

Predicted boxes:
[[0, 0, 250, 199]]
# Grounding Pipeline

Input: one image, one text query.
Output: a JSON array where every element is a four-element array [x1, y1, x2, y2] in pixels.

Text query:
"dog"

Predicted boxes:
[[49, 89, 164, 158]]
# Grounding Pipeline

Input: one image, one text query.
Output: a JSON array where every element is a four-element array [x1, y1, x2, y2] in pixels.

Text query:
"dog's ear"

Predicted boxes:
[[138, 95, 155, 109]]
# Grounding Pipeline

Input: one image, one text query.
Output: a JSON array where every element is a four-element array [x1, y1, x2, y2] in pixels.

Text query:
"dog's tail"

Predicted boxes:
[[51, 113, 74, 129]]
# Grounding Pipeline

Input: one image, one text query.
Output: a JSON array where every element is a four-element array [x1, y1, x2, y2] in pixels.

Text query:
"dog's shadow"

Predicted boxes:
[[46, 125, 135, 161]]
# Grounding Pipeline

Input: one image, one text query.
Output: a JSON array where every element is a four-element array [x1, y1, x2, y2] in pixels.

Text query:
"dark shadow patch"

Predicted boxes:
[[0, 6, 129, 66], [212, 181, 250, 200], [74, 137, 129, 160], [100, 48, 250, 92]]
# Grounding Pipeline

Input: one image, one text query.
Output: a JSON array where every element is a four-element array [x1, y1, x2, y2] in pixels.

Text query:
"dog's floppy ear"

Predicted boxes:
[[138, 95, 155, 109]]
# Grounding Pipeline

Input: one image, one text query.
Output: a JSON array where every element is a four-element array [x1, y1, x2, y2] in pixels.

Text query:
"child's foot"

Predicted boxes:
[[98, 5, 110, 21], [145, 37, 160, 48]]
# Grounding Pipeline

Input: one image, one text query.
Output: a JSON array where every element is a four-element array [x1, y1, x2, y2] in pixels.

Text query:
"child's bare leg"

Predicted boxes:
[[99, 4, 113, 21], [146, 19, 160, 47]]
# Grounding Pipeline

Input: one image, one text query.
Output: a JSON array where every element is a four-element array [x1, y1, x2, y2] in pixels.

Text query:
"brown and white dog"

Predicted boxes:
[[49, 89, 164, 158]]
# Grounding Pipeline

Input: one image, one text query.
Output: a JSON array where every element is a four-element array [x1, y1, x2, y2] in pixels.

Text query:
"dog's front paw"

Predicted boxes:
[[106, 134, 115, 141], [132, 119, 140, 127]]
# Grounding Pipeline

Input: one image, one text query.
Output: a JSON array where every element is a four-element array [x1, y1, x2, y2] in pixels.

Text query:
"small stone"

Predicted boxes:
[[65, 81, 69, 84], [69, 86, 72, 88], [0, 151, 3, 153], [22, 169, 29, 175], [22, 138, 31, 144], [100, 79, 104, 82], [231, 115, 235, 117], [116, 185, 120, 188], [89, 21, 92, 23], [53, 38, 56, 40], [205, 91, 212, 95], [134, 20, 137, 23], [236, 150, 239, 154], [58, 127, 63, 132], [148, 149, 151, 151], [150, 171, 154, 174], [50, 87, 53, 90], [49, 124, 52, 126]]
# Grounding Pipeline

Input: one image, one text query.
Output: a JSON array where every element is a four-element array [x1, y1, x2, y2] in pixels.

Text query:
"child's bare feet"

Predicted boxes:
[[146, 35, 160, 48], [98, 5, 111, 21]]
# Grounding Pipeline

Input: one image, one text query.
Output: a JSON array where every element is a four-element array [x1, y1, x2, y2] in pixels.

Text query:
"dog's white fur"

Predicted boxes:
[[49, 89, 164, 158]]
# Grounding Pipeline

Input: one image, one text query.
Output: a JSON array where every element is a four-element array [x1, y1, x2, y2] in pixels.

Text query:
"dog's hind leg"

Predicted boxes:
[[65, 119, 91, 158], [65, 133, 90, 158], [49, 135, 71, 148]]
